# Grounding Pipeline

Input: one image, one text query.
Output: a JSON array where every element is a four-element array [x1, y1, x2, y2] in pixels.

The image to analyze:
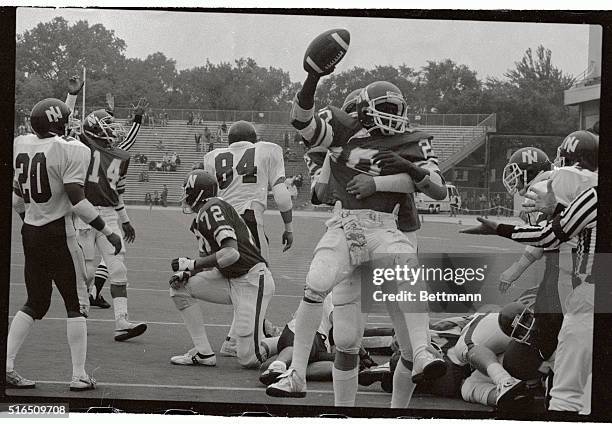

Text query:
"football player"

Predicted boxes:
[[72, 107, 147, 341], [461, 181, 598, 415], [267, 71, 447, 407], [168, 170, 278, 368], [202, 120, 293, 356], [9, 98, 122, 390], [63, 77, 147, 310]]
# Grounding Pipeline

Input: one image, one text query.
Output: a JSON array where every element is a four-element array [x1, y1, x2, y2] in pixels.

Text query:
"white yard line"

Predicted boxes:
[[26, 380, 389, 396]]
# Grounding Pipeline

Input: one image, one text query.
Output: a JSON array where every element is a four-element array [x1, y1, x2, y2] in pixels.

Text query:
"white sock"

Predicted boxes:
[[262, 336, 279, 357], [291, 300, 324, 378], [332, 366, 359, 407], [227, 313, 236, 339], [89, 285, 97, 300], [487, 362, 510, 386], [6, 311, 34, 372], [391, 358, 417, 408], [66, 317, 87, 377], [113, 296, 128, 321], [269, 360, 287, 372], [404, 312, 430, 358], [179, 304, 213, 355]]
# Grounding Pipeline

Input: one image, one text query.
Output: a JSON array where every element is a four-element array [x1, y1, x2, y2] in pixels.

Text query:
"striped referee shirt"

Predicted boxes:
[[497, 187, 598, 282]]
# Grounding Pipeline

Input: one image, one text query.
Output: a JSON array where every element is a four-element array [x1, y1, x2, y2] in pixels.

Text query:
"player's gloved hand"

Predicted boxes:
[[358, 347, 378, 371], [172, 257, 195, 272], [106, 232, 122, 255], [132, 97, 149, 116], [459, 217, 499, 235], [282, 231, 293, 252], [346, 174, 376, 199], [523, 179, 557, 216], [169, 271, 192, 290], [373, 150, 414, 174], [122, 222, 136, 243], [68, 75, 84, 95]]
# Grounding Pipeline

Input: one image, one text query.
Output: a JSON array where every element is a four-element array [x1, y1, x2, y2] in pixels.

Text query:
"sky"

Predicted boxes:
[[15, 8, 597, 83]]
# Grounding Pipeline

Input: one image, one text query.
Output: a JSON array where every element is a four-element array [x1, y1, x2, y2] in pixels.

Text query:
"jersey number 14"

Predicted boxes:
[[87, 150, 122, 190]]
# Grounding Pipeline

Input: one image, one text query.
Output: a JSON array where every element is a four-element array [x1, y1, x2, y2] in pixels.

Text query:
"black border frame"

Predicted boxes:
[[1, 7, 611, 420]]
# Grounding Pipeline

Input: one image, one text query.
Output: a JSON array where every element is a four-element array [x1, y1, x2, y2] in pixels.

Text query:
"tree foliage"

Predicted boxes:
[[15, 18, 579, 134]]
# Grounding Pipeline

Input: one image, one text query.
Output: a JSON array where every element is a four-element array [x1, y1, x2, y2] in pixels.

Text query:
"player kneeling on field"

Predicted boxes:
[[168, 170, 278, 368]]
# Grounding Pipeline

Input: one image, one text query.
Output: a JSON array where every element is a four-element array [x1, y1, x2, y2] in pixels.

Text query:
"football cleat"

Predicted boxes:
[[6, 370, 35, 389], [220, 337, 238, 357], [411, 347, 447, 384], [70, 374, 96, 391], [170, 348, 216, 366], [114, 317, 147, 342], [358, 362, 393, 393], [259, 360, 287, 386], [266, 368, 306, 398], [90, 294, 111, 309], [496, 378, 530, 410]]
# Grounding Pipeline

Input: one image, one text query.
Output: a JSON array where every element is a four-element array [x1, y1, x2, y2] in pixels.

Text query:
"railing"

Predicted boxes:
[[408, 113, 494, 127]]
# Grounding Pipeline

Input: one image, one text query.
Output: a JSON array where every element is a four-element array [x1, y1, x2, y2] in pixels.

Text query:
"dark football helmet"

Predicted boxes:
[[228, 120, 257, 144], [555, 130, 598, 172], [29, 98, 72, 139], [498, 302, 535, 345], [502, 147, 552, 195], [341, 88, 362, 117], [356, 81, 409, 135], [181, 169, 218, 214], [81, 109, 126, 148]]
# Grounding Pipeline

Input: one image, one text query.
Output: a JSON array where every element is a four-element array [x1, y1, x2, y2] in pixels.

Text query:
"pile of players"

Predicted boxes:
[[9, 60, 598, 416]]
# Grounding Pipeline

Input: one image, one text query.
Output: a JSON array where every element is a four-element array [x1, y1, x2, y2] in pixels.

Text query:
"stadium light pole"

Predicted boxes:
[[81, 66, 86, 121]]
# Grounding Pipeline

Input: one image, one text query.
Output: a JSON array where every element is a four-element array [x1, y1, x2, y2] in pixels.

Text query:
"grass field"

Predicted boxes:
[[6, 206, 554, 412]]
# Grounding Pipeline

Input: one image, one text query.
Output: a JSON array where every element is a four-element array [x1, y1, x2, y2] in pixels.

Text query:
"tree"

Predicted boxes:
[[484, 46, 578, 133], [16, 17, 127, 105]]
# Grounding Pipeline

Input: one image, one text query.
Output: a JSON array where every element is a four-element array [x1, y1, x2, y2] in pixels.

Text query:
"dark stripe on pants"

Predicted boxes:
[[464, 314, 487, 349], [253, 272, 265, 363]]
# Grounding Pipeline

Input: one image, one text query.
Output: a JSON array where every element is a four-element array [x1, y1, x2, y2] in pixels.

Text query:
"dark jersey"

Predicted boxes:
[[301, 106, 439, 231], [190, 197, 266, 279], [83, 142, 130, 207]]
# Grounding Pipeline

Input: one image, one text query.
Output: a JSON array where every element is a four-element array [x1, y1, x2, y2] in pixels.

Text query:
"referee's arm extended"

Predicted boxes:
[[495, 187, 597, 248]]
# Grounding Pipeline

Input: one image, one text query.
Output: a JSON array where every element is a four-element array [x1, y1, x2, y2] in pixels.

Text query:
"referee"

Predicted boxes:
[[461, 181, 597, 415]]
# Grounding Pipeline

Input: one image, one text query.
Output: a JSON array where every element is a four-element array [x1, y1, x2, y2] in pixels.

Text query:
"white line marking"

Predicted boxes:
[[28, 380, 389, 396], [7, 315, 228, 327], [467, 245, 510, 251]]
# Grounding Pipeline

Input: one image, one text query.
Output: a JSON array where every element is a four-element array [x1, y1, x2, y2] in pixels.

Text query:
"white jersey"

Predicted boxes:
[[13, 134, 90, 228], [550, 166, 598, 206], [203, 141, 285, 215]]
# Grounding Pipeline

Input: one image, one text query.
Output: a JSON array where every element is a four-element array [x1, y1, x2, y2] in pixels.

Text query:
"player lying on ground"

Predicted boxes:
[[259, 293, 378, 385], [202, 120, 293, 357], [360, 303, 540, 410], [9, 98, 122, 391], [267, 71, 447, 407], [461, 180, 598, 414], [168, 169, 279, 368], [63, 77, 147, 341]]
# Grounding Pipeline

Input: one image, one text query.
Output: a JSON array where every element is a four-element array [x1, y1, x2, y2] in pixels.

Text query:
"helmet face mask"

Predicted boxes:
[[83, 110, 126, 148], [499, 302, 535, 346], [341, 88, 362, 117], [357, 81, 409, 135], [502, 147, 551, 195]]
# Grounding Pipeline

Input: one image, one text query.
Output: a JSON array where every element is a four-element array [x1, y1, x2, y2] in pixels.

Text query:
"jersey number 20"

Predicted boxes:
[[215, 148, 258, 189], [15, 153, 52, 203]]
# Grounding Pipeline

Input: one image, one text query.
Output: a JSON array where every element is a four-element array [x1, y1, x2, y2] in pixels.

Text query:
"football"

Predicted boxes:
[[303, 28, 350, 76]]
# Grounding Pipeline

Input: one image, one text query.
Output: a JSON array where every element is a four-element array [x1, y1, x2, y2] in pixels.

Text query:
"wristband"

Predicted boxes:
[[100, 225, 113, 236], [116, 206, 130, 224], [73, 199, 100, 224], [284, 222, 294, 233]]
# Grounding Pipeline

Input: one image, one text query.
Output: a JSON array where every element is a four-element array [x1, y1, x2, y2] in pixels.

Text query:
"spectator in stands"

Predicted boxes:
[[143, 110, 149, 127], [478, 193, 489, 219], [154, 191, 160, 205], [195, 112, 203, 125], [17, 123, 27, 136], [187, 111, 194, 126], [138, 170, 150, 182], [156, 139, 165, 151], [148, 107, 155, 127], [284, 131, 289, 148], [208, 140, 215, 153], [204, 126, 212, 144], [195, 130, 203, 152], [144, 192, 152, 205], [162, 153, 171, 171], [450, 193, 460, 217], [161, 185, 168, 207], [294, 173, 303, 190], [221, 121, 227, 133]]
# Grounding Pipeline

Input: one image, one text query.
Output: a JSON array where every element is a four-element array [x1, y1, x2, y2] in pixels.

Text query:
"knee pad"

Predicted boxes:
[[331, 303, 362, 355], [170, 290, 198, 311], [461, 374, 496, 406], [335, 351, 359, 370], [107, 255, 128, 284], [303, 286, 329, 304]]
